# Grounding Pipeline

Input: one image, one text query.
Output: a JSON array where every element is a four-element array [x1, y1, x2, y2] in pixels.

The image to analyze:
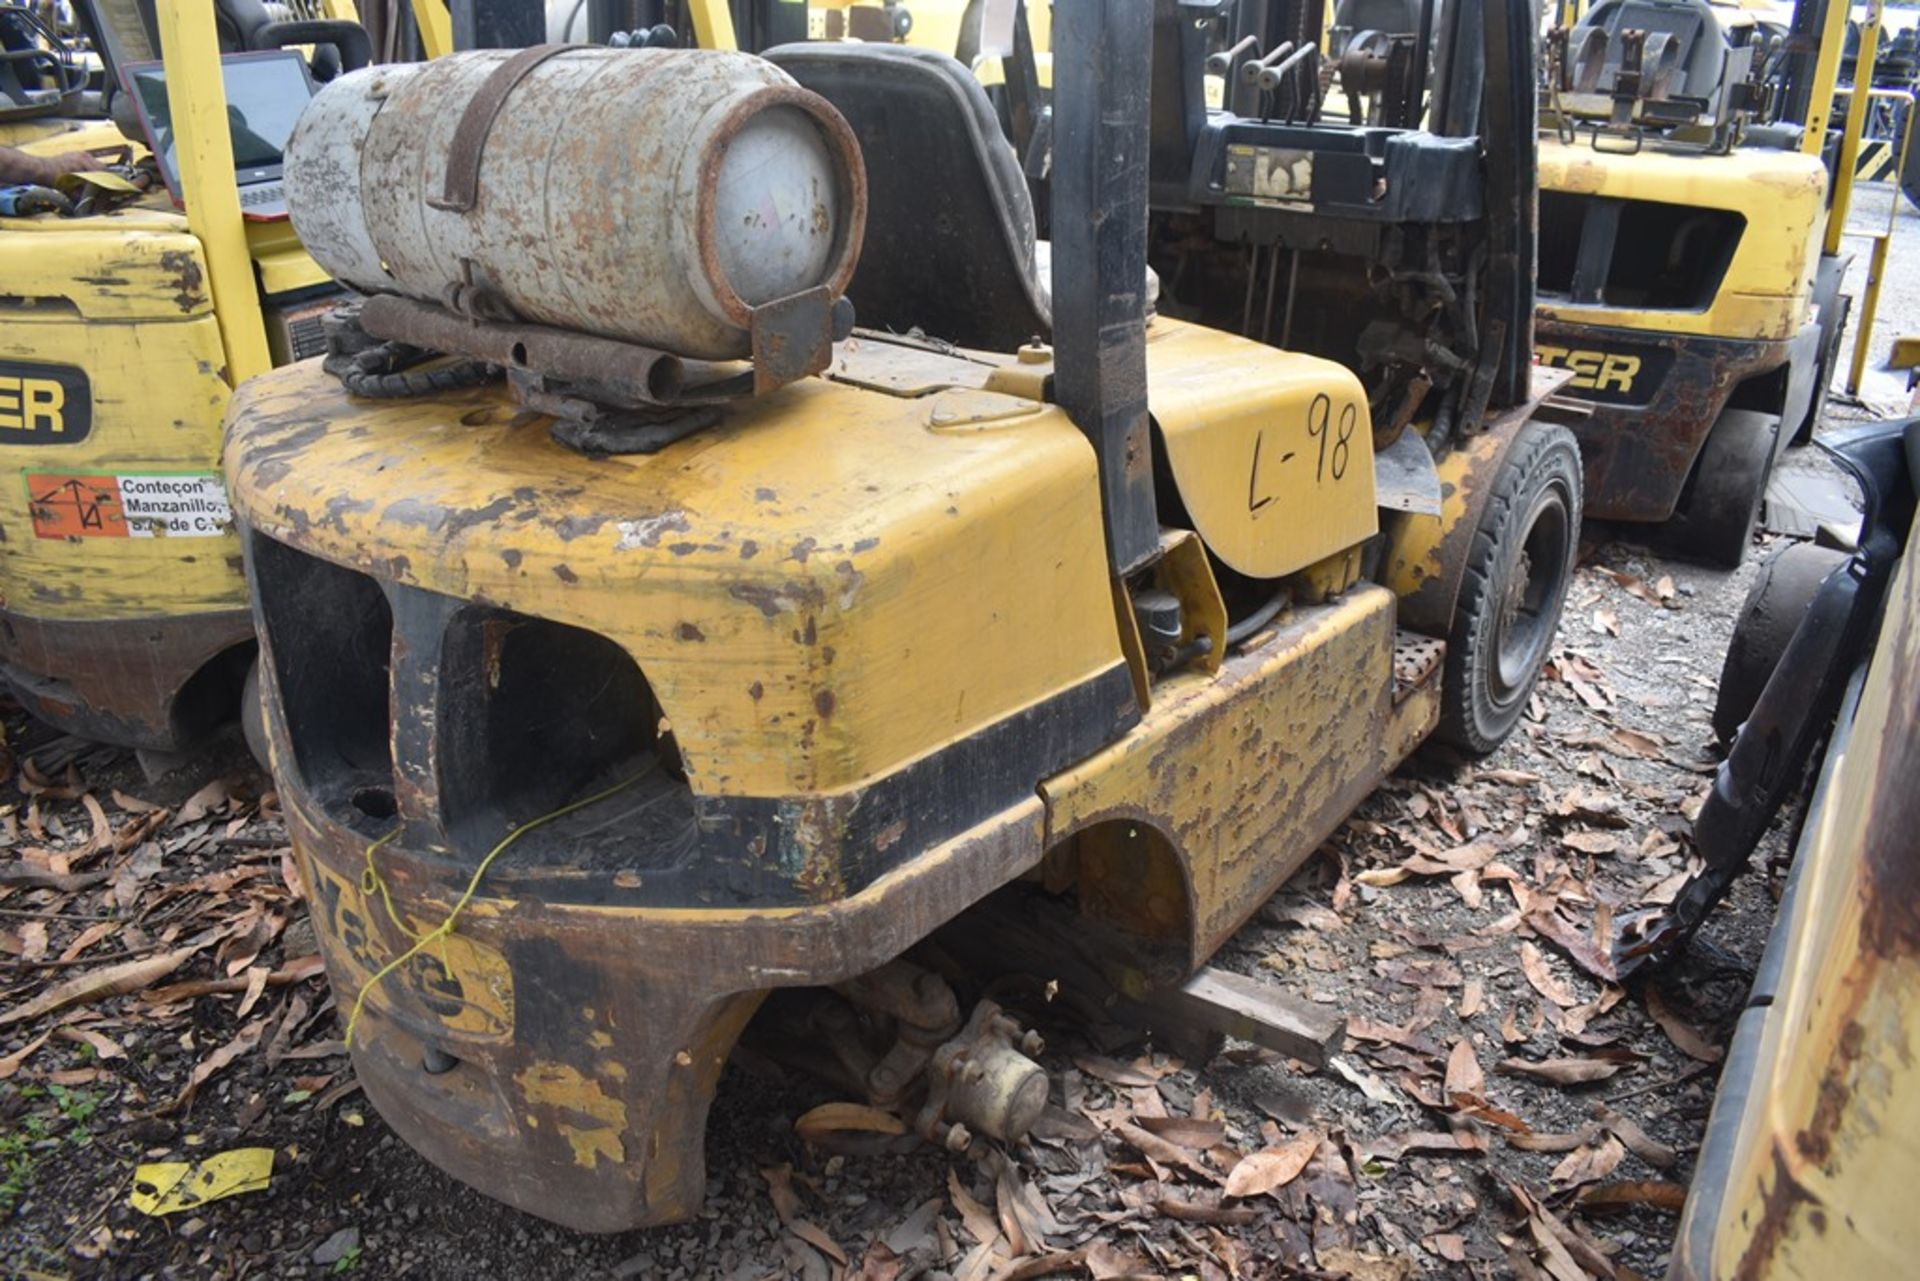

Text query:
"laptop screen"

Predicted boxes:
[[125, 51, 315, 191]]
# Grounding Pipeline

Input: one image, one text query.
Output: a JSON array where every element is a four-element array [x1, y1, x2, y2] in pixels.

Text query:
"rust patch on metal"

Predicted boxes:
[[1858, 604, 1920, 959], [1538, 321, 1788, 523]]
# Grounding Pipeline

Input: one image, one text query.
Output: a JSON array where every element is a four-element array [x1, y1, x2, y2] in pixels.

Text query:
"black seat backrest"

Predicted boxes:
[[1333, 0, 1422, 35], [764, 42, 1050, 351], [1576, 0, 1727, 100]]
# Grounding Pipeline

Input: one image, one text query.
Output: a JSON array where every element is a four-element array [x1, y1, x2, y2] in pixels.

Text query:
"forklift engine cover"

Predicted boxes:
[[284, 47, 866, 360]]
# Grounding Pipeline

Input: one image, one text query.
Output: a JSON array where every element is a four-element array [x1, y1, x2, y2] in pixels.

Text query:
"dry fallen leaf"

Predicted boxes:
[[1115, 1122, 1220, 1183], [1497, 1055, 1625, 1086], [794, 1102, 908, 1142], [1, 938, 214, 1027], [1510, 1123, 1603, 1153], [1607, 728, 1666, 759], [1645, 987, 1725, 1063], [1444, 1039, 1484, 1099], [1223, 1134, 1318, 1198], [948, 1168, 1000, 1247], [1562, 830, 1623, 857], [1595, 1106, 1677, 1168], [167, 1016, 268, 1113], [1550, 1134, 1627, 1187], [1073, 1054, 1173, 1087], [1577, 1180, 1688, 1212], [994, 1163, 1061, 1255], [1519, 941, 1580, 1008], [761, 1164, 802, 1225], [0, 1029, 53, 1080], [1154, 1195, 1258, 1225], [1316, 1247, 1413, 1281], [1356, 1130, 1483, 1163], [789, 1219, 847, 1266], [1136, 1115, 1226, 1150]]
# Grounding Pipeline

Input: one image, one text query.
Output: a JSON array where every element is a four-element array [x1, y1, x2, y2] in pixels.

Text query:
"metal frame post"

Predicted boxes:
[[152, 0, 272, 385], [1051, 0, 1161, 576]]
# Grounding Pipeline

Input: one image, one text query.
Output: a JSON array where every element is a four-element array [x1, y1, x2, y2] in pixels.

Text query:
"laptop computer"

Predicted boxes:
[[121, 49, 317, 222]]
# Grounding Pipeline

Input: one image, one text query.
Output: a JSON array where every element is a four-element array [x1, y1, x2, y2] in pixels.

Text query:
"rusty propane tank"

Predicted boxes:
[[284, 47, 866, 361]]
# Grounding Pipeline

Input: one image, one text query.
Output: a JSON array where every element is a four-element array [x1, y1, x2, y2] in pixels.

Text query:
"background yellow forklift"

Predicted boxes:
[[227, 0, 1573, 1232], [0, 0, 365, 761], [1528, 0, 1870, 565]]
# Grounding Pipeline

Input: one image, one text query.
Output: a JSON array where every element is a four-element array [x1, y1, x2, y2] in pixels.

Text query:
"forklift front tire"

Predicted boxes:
[[1436, 422, 1582, 755]]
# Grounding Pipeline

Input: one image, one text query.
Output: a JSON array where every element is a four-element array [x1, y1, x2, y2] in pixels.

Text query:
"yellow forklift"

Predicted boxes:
[[227, 0, 1573, 1231], [0, 0, 365, 758], [1530, 0, 1870, 565]]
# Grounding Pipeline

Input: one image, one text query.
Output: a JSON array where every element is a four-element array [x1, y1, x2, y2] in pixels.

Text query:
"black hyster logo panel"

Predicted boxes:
[[0, 362, 92, 445]]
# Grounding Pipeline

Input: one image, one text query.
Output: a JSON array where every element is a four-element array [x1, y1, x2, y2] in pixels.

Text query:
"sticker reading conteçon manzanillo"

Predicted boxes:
[[24, 471, 233, 540]]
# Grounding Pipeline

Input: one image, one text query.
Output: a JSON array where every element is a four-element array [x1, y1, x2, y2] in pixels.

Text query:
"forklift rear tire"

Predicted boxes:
[[241, 659, 270, 772], [1436, 422, 1582, 756], [1668, 409, 1779, 569], [1710, 540, 1850, 742]]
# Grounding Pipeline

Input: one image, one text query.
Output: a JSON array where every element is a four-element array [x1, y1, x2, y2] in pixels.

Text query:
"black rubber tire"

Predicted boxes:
[[241, 658, 271, 772], [1791, 291, 1849, 447], [1436, 422, 1584, 756], [1710, 541, 1849, 742], [1666, 408, 1780, 569]]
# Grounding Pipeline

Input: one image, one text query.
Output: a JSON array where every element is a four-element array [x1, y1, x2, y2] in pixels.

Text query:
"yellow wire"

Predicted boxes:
[[343, 771, 649, 1049], [360, 828, 421, 942]]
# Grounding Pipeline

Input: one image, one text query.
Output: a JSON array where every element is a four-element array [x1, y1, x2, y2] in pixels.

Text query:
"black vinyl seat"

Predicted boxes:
[[764, 42, 1051, 352]]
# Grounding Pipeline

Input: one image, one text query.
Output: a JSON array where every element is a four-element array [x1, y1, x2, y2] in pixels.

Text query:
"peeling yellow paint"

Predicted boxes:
[[515, 1062, 628, 1170]]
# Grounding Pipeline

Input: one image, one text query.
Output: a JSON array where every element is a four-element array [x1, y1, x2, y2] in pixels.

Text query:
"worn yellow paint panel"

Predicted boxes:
[[1041, 584, 1402, 962], [1537, 139, 1828, 341], [226, 354, 1123, 799], [0, 223, 213, 320], [1146, 320, 1378, 579], [514, 1062, 629, 1170], [1706, 513, 1920, 1279], [0, 260, 243, 620]]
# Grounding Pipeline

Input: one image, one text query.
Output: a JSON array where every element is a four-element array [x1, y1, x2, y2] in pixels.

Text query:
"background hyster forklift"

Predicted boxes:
[[0, 0, 363, 758], [1521, 0, 1864, 566], [227, 0, 1574, 1231]]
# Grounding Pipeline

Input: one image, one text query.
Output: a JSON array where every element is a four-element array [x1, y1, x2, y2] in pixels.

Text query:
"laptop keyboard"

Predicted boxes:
[[239, 182, 286, 214]]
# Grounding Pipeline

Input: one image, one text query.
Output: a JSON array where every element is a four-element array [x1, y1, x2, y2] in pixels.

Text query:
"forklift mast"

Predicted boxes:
[[1143, 0, 1538, 439]]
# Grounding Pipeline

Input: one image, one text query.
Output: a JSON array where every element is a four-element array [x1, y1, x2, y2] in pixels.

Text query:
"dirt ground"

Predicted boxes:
[[0, 493, 1845, 1281]]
